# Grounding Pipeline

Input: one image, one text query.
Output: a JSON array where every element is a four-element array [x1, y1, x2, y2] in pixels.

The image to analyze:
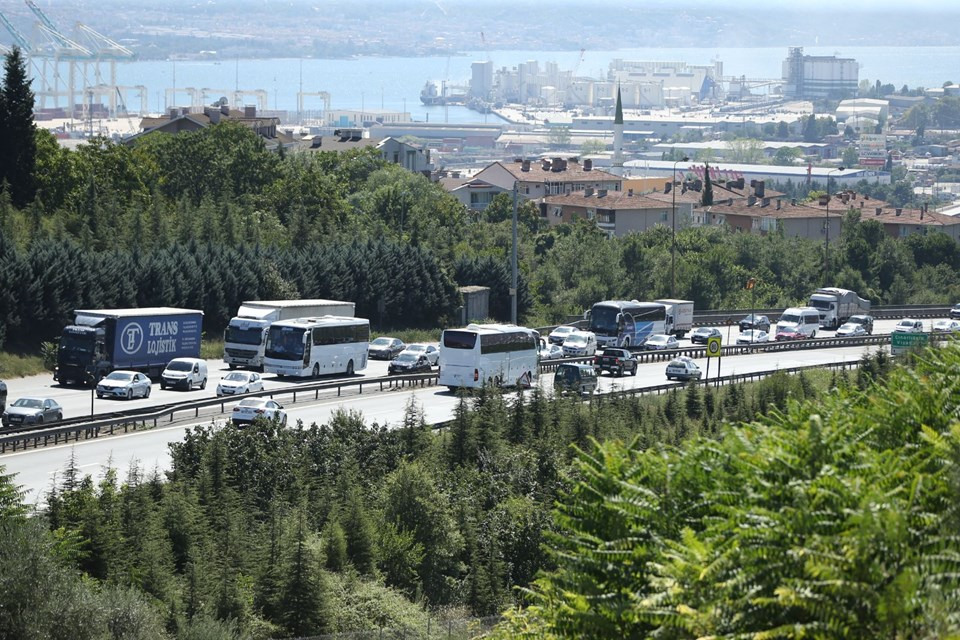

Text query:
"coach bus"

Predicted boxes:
[[439, 323, 540, 391], [264, 315, 369, 378], [587, 300, 666, 348]]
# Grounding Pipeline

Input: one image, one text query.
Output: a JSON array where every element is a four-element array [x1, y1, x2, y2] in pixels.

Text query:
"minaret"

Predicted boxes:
[[612, 84, 625, 176]]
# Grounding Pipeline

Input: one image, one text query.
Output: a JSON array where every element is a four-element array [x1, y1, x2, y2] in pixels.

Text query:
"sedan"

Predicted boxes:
[[96, 370, 152, 400], [402, 343, 440, 366], [645, 334, 679, 350], [932, 319, 960, 333], [775, 326, 806, 341], [539, 343, 564, 360], [231, 398, 287, 427], [665, 356, 702, 381], [836, 322, 868, 338], [2, 397, 63, 429], [217, 371, 264, 397], [368, 337, 406, 360], [689, 327, 722, 345], [388, 352, 433, 375], [736, 329, 769, 344], [739, 314, 771, 332], [548, 325, 578, 345]]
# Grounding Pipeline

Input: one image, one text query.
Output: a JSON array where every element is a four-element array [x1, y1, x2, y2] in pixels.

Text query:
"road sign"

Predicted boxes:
[[891, 332, 928, 355], [706, 336, 722, 358]]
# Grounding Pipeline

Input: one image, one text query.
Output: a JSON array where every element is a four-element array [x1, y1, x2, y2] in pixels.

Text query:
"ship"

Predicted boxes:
[[420, 80, 467, 106]]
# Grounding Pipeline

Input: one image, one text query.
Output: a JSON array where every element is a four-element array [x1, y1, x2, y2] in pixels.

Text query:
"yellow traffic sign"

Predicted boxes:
[[706, 336, 722, 358]]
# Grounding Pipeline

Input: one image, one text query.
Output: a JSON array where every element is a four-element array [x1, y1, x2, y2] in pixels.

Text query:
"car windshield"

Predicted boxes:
[[166, 360, 192, 372], [553, 327, 574, 336], [13, 398, 43, 408], [565, 335, 586, 345], [649, 336, 668, 343], [396, 353, 417, 362], [105, 371, 134, 381], [406, 345, 425, 352], [371, 338, 392, 346], [223, 372, 249, 382]]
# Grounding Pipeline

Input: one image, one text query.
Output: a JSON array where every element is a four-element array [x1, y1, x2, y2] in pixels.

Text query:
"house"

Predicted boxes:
[[448, 157, 622, 212], [541, 188, 684, 236], [128, 104, 290, 150]]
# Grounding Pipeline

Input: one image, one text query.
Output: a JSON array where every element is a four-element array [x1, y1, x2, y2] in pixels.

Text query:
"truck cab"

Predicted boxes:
[[55, 325, 109, 386]]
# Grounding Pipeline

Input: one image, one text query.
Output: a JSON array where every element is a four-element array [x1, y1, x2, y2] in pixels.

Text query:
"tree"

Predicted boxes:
[[0, 47, 37, 207], [771, 146, 802, 166], [701, 163, 713, 206], [842, 145, 860, 167], [547, 126, 571, 148], [580, 138, 608, 156], [727, 138, 764, 163]]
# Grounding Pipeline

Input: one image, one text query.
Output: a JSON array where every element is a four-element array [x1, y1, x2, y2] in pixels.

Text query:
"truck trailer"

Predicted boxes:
[[807, 288, 871, 329], [54, 307, 204, 386], [223, 299, 355, 370], [653, 299, 695, 338]]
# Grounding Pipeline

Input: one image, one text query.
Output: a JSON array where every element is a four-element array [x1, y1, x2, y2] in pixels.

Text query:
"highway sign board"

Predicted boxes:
[[891, 332, 928, 355]]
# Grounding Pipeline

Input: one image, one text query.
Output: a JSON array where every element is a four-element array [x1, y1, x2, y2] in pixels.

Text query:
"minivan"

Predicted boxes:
[[160, 358, 208, 391], [554, 363, 598, 396], [776, 306, 820, 339]]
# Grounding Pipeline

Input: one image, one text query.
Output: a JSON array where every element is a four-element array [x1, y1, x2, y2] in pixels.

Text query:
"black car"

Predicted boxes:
[[689, 327, 722, 345], [951, 304, 960, 320], [739, 314, 771, 332], [369, 337, 406, 360], [388, 352, 432, 375], [0, 379, 6, 413]]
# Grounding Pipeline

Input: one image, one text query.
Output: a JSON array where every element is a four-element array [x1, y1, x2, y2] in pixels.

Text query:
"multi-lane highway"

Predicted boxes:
[[0, 318, 917, 503]]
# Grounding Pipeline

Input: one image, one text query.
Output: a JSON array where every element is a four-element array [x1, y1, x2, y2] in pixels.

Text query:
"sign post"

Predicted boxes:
[[706, 336, 721, 383]]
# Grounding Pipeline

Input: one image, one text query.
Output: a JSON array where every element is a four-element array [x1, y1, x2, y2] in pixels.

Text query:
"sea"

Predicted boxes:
[[97, 45, 960, 125]]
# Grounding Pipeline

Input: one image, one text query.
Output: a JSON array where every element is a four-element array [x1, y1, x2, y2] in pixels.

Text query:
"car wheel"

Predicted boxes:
[[631, 366, 638, 376], [126, 388, 133, 400], [160, 380, 166, 390], [280, 414, 287, 427], [145, 386, 151, 398], [616, 366, 623, 377], [200, 378, 207, 390], [346, 360, 354, 376], [36, 416, 43, 425], [96, 392, 103, 399], [188, 379, 194, 391]]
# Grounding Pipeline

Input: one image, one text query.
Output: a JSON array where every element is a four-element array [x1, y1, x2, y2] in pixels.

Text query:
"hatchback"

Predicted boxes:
[[665, 356, 701, 381], [231, 398, 287, 427]]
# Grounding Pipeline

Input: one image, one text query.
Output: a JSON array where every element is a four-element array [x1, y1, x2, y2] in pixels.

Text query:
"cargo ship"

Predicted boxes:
[[420, 80, 467, 106]]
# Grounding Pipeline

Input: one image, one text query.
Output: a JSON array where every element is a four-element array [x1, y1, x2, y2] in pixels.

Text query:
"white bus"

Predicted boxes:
[[439, 323, 540, 391], [587, 300, 667, 348], [263, 316, 369, 378]]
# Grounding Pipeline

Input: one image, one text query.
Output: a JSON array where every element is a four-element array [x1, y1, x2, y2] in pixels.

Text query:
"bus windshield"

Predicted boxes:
[[590, 306, 620, 334], [225, 325, 264, 345], [443, 331, 478, 350], [265, 326, 306, 360]]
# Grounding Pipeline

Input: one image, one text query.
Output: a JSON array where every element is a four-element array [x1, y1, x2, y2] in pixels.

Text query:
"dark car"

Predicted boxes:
[[2, 397, 63, 429], [951, 304, 960, 320], [369, 337, 406, 360], [689, 327, 721, 345], [0, 380, 6, 413], [388, 352, 432, 375], [739, 314, 771, 332]]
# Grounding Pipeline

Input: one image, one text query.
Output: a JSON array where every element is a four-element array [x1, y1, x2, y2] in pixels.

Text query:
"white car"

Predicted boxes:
[[645, 334, 679, 350], [736, 329, 769, 344], [96, 370, 152, 400], [932, 319, 960, 333], [539, 343, 564, 360], [217, 371, 265, 397], [548, 325, 578, 346], [893, 318, 924, 333], [665, 356, 702, 381], [231, 398, 287, 427], [562, 331, 598, 357], [836, 322, 867, 338], [402, 343, 440, 366]]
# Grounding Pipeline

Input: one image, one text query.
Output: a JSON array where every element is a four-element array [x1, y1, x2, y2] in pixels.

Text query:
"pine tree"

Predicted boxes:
[[279, 508, 327, 636], [0, 47, 37, 208], [701, 162, 714, 206]]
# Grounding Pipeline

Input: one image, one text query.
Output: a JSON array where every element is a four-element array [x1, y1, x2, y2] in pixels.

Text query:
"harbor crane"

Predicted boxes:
[[74, 21, 135, 114], [25, 0, 94, 118], [297, 91, 331, 124]]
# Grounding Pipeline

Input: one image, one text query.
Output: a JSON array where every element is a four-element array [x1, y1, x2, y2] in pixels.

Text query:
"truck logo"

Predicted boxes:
[[121, 323, 144, 355]]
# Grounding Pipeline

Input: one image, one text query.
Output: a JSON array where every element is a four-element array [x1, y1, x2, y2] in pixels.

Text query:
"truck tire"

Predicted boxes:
[[228, 363, 237, 370]]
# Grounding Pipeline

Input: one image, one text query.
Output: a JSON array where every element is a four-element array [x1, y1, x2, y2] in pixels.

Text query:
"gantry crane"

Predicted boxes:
[[297, 91, 330, 124], [25, 0, 94, 118]]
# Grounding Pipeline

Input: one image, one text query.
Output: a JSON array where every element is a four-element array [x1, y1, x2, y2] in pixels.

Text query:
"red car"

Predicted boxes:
[[775, 326, 806, 341]]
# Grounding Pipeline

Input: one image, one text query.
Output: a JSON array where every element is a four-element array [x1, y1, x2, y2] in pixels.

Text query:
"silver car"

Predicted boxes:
[[836, 322, 867, 338], [217, 371, 264, 397], [402, 343, 440, 366], [2, 397, 63, 429], [96, 370, 152, 400], [231, 398, 287, 427]]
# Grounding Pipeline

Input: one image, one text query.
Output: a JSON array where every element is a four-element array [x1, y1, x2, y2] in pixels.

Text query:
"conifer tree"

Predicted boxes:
[[701, 162, 714, 206], [0, 47, 37, 208], [279, 508, 327, 635]]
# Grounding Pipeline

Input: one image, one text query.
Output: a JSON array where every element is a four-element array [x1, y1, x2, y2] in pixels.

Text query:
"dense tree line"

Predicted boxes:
[[1, 346, 880, 638]]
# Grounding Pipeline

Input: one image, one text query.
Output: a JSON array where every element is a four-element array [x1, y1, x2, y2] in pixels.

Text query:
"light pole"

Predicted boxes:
[[511, 180, 518, 325], [824, 166, 844, 285], [671, 156, 690, 298]]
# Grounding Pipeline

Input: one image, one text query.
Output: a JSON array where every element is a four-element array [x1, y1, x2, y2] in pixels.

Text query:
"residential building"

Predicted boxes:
[[130, 104, 290, 150]]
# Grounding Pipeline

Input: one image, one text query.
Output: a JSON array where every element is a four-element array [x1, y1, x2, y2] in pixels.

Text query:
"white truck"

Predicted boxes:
[[807, 288, 871, 330], [223, 299, 355, 370], [654, 299, 695, 338]]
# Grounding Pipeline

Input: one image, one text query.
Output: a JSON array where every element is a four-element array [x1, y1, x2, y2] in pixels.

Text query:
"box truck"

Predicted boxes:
[[54, 307, 204, 386], [807, 288, 871, 329], [654, 299, 695, 338], [223, 299, 355, 370]]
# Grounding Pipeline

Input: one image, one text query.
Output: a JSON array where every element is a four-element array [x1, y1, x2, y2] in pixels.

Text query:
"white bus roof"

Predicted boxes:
[[460, 323, 536, 334], [241, 299, 353, 308], [271, 315, 368, 327]]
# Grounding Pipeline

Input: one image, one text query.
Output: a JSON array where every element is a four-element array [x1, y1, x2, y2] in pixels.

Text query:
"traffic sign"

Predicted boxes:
[[891, 332, 928, 355], [706, 336, 722, 358]]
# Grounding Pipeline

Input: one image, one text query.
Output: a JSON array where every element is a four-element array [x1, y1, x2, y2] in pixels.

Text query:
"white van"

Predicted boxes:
[[160, 358, 209, 391], [776, 306, 821, 339], [561, 331, 598, 357]]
